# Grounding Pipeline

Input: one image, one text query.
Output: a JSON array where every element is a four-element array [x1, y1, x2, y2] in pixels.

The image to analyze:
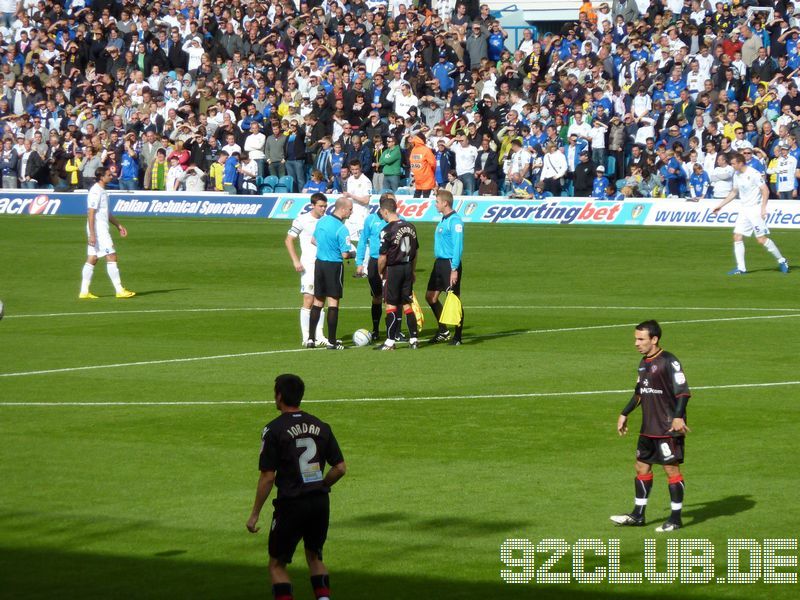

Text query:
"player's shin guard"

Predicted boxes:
[[106, 261, 123, 293], [404, 307, 418, 339], [272, 582, 293, 600], [385, 309, 399, 345], [308, 305, 322, 342], [80, 263, 95, 294], [762, 238, 785, 263], [633, 473, 653, 519], [310, 574, 330, 600], [326, 307, 339, 342], [300, 308, 310, 342], [454, 307, 464, 342], [371, 303, 382, 333], [734, 240, 746, 271], [428, 299, 445, 332], [668, 475, 684, 521]]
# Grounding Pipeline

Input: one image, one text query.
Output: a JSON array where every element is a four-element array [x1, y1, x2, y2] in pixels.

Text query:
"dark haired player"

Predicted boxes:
[[426, 189, 464, 345], [611, 320, 691, 533], [247, 374, 346, 600], [375, 194, 420, 350]]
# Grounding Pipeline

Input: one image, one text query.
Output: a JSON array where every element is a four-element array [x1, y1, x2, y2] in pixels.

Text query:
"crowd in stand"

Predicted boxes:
[[1, 0, 800, 200]]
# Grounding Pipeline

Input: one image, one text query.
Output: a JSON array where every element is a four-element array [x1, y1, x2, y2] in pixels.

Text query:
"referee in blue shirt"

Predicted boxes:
[[309, 197, 355, 350], [355, 203, 388, 341], [426, 189, 465, 345]]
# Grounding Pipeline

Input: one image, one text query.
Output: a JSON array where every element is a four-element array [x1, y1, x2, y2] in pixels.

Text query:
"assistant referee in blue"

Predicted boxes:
[[308, 197, 355, 350], [426, 189, 465, 345]]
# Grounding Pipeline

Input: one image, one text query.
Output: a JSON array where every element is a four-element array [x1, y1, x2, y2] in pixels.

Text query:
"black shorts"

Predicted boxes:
[[314, 260, 344, 299], [268, 492, 330, 564], [427, 257, 462, 296], [367, 257, 382, 298], [636, 435, 685, 465], [414, 188, 433, 198], [384, 263, 414, 306]]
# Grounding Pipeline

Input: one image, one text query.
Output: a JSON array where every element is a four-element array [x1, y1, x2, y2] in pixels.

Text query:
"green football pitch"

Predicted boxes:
[[1, 215, 799, 599]]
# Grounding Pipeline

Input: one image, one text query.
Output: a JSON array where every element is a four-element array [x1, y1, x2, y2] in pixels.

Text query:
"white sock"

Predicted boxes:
[[317, 309, 326, 340], [80, 263, 94, 294], [734, 241, 746, 271], [300, 308, 310, 342], [763, 239, 785, 263], [107, 262, 123, 293]]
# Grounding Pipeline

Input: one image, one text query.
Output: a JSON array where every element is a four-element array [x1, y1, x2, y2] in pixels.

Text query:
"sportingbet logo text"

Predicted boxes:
[[0, 194, 61, 215], [483, 201, 622, 224]]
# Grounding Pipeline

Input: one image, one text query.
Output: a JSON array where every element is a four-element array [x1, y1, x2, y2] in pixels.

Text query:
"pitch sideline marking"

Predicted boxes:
[[1, 380, 799, 407], [1, 313, 798, 379], [5, 304, 800, 320]]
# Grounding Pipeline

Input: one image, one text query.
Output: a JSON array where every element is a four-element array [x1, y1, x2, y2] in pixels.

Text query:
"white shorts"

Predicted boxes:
[[87, 230, 115, 258], [733, 206, 770, 238], [300, 261, 315, 295]]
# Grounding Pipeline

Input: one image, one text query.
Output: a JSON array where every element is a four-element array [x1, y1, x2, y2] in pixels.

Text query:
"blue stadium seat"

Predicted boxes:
[[255, 176, 264, 187], [262, 175, 278, 193], [275, 175, 294, 193], [396, 187, 412, 195]]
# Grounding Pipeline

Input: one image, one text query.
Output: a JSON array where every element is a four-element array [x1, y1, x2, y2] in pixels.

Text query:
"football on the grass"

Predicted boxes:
[[0, 299, 4, 321], [352, 328, 372, 346]]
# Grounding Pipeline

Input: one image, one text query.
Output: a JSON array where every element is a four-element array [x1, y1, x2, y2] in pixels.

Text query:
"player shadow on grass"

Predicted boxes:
[[0, 546, 741, 600], [340, 511, 531, 535], [131, 288, 191, 296], [453, 328, 531, 345], [682, 495, 756, 527]]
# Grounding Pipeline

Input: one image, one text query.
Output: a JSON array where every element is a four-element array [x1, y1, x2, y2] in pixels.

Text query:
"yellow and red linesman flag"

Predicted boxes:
[[411, 292, 425, 329]]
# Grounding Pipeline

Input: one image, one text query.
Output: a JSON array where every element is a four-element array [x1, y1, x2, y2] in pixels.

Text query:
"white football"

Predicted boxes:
[[0, 299, 4, 320], [352, 328, 372, 347]]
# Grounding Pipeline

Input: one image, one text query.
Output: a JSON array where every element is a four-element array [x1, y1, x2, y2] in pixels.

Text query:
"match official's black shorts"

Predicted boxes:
[[427, 258, 462, 295], [636, 435, 685, 465], [314, 260, 344, 299], [268, 492, 330, 564], [367, 257, 382, 297], [384, 263, 414, 306]]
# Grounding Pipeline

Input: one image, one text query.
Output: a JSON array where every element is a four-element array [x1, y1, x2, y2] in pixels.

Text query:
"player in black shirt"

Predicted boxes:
[[375, 194, 420, 351], [247, 374, 346, 600], [611, 321, 691, 533]]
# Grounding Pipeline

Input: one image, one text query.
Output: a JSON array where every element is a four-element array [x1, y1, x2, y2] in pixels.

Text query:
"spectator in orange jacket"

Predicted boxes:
[[408, 134, 437, 198]]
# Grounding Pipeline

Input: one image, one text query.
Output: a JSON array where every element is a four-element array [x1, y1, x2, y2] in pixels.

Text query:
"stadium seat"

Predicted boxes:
[[275, 175, 294, 193], [255, 176, 264, 187], [606, 156, 616, 177], [396, 187, 412, 195], [263, 175, 278, 192]]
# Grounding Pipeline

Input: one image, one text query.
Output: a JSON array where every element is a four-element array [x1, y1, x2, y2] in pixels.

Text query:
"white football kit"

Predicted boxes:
[[86, 183, 115, 257], [345, 174, 373, 240], [287, 211, 320, 294], [732, 166, 768, 237]]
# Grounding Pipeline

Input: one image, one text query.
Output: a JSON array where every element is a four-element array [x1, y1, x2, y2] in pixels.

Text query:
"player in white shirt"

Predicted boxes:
[[284, 193, 328, 346], [341, 159, 373, 268], [712, 153, 790, 275], [79, 167, 136, 299]]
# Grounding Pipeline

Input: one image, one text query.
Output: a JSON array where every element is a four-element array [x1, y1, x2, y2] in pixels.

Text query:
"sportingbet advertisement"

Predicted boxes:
[[4, 190, 800, 229]]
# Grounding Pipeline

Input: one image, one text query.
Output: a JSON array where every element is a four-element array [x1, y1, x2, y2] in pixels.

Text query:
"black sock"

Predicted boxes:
[[371, 303, 381, 333], [386, 309, 399, 342], [632, 473, 653, 519], [327, 307, 339, 343], [308, 306, 321, 342], [454, 306, 464, 341], [405, 309, 418, 338], [310, 574, 330, 599], [668, 475, 684, 521], [428, 300, 444, 332], [272, 582, 293, 600]]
